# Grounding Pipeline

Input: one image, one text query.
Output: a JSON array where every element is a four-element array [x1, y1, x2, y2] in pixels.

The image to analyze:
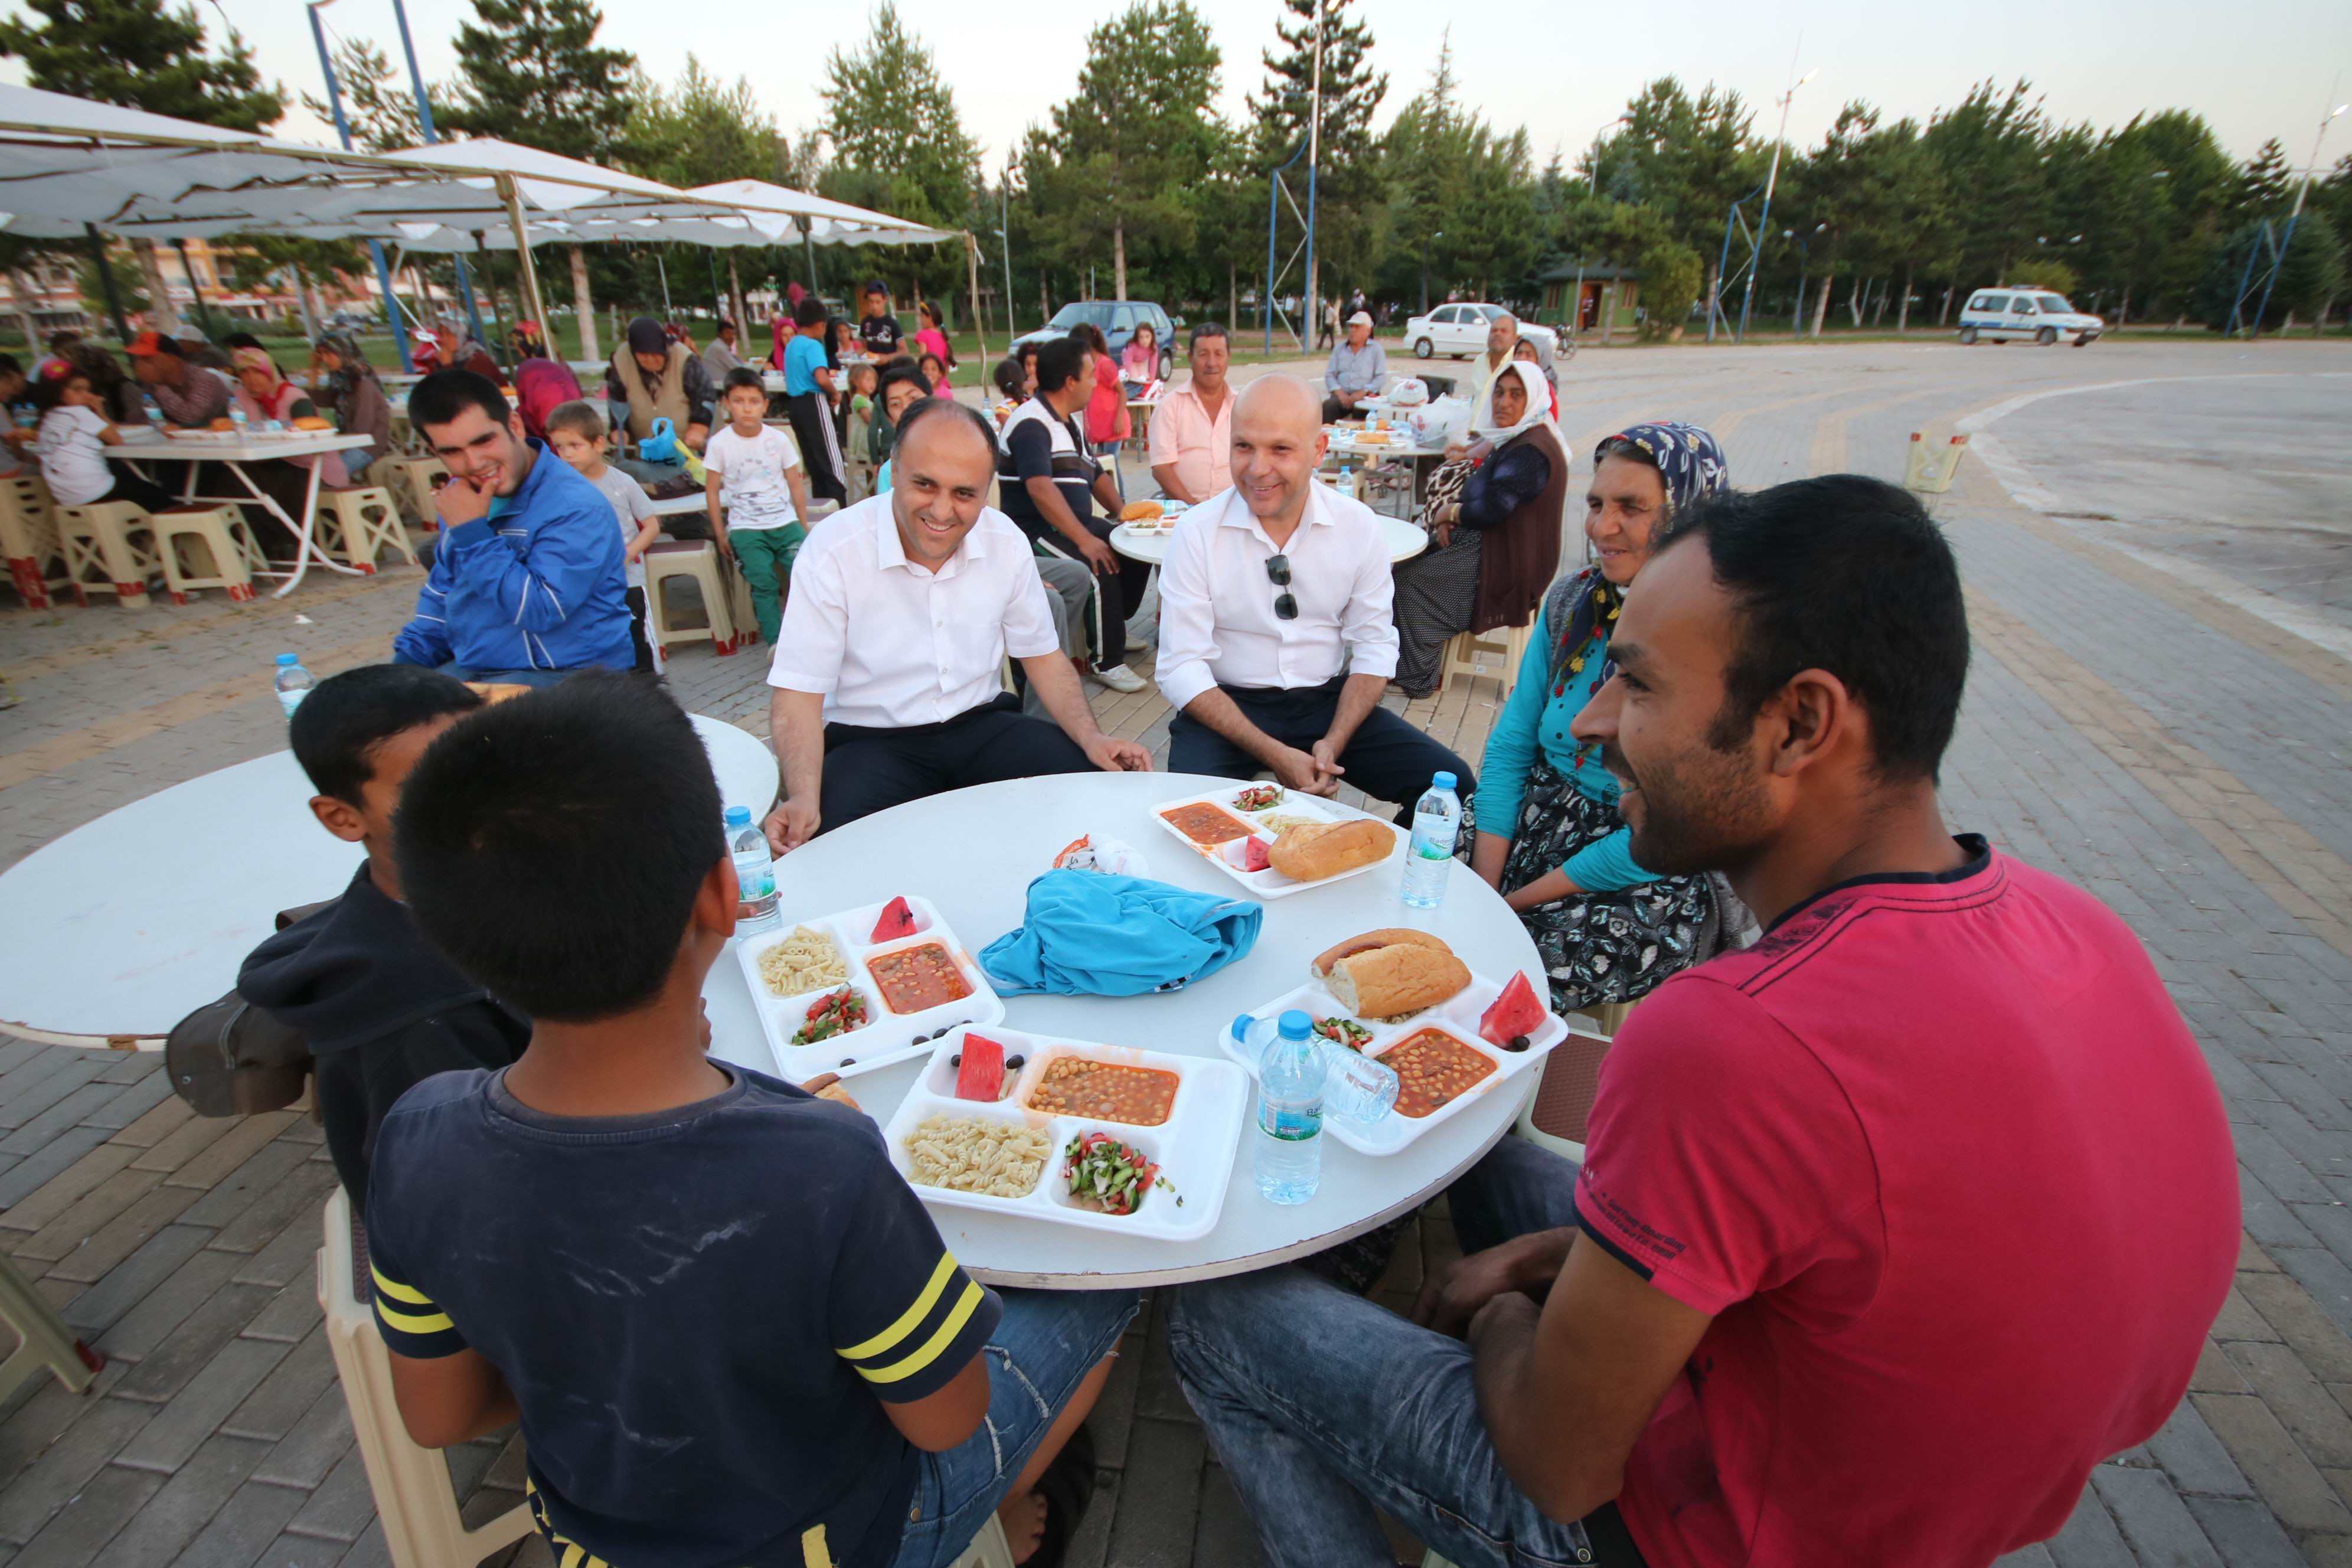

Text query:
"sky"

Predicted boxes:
[[4, 0, 2347, 177]]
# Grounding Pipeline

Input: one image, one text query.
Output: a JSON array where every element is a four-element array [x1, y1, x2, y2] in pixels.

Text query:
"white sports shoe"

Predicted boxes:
[[1093, 664, 1148, 694], [1125, 632, 1149, 654]]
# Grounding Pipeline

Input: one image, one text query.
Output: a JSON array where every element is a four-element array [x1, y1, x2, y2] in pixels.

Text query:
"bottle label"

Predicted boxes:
[[740, 863, 774, 899], [1258, 1102, 1321, 1142]]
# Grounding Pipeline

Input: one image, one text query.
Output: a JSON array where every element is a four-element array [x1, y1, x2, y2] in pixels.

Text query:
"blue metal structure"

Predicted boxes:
[[305, 4, 414, 372]]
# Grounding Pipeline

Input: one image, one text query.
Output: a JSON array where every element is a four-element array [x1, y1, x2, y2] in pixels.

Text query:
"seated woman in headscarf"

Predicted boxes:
[[1388, 360, 1565, 697], [231, 346, 347, 489], [309, 334, 392, 483], [1511, 336, 1557, 419], [1470, 420, 1733, 1014]]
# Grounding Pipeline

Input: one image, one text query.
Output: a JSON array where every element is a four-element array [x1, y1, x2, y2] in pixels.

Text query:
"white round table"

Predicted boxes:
[[1110, 512, 1427, 567], [0, 714, 776, 1044], [701, 772, 1538, 1288]]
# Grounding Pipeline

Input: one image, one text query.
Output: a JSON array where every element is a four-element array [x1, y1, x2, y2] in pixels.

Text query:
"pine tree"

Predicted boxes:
[[0, 0, 282, 130], [299, 38, 424, 154], [439, 0, 636, 165], [821, 2, 981, 229], [1252, 0, 1387, 303], [2233, 139, 2295, 221]]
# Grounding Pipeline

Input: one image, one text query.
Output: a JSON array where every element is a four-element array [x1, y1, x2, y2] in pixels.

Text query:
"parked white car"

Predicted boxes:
[[1956, 288, 2103, 347], [1403, 302, 1557, 361]]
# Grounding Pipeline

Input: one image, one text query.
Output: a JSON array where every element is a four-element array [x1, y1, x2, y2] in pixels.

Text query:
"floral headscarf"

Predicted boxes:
[[1592, 420, 1729, 517]]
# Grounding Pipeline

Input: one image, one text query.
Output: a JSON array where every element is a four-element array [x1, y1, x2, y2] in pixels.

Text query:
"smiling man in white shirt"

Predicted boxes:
[[762, 398, 1152, 849], [1155, 375, 1474, 818]]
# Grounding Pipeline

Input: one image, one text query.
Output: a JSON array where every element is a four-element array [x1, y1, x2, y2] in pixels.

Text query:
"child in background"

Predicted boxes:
[[368, 675, 1135, 1568], [32, 364, 175, 511], [545, 400, 662, 674], [704, 367, 811, 646], [842, 362, 880, 502]]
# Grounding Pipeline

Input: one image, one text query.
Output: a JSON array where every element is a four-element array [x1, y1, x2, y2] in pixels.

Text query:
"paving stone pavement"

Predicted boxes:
[[2, 338, 2351, 1566]]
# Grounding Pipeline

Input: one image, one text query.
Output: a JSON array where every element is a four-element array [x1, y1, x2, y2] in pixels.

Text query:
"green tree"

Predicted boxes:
[[440, 0, 635, 164], [0, 0, 282, 129], [1785, 102, 1908, 335], [1595, 79, 1756, 308], [1252, 0, 1387, 309], [629, 57, 786, 190], [2199, 211, 2344, 331], [2232, 138, 2295, 220], [1639, 239, 1702, 339], [1919, 81, 2051, 314], [1023, 0, 1223, 301], [820, 2, 982, 305], [299, 38, 424, 153]]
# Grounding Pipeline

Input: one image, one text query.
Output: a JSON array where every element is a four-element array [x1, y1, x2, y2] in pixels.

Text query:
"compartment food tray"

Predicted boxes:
[[1146, 784, 1403, 899], [733, 894, 1005, 1081], [1218, 969, 1578, 1155], [882, 1029, 1248, 1241]]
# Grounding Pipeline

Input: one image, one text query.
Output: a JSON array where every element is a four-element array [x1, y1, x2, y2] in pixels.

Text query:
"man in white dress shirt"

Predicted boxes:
[[1154, 375, 1474, 818], [762, 400, 1152, 850]]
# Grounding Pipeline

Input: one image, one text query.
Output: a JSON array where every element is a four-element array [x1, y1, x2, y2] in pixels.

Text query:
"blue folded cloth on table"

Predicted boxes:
[[978, 870, 1262, 996]]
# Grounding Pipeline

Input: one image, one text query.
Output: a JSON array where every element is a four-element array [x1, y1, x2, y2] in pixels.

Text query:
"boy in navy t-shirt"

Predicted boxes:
[[365, 673, 1137, 1567]]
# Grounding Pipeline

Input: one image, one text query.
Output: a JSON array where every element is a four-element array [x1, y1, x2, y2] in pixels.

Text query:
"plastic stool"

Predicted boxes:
[[317, 1188, 537, 1568], [1439, 620, 1531, 698], [0, 1247, 102, 1402], [1513, 1002, 1633, 1162], [948, 1515, 1016, 1568], [56, 499, 159, 607], [0, 475, 69, 609], [152, 505, 260, 605], [381, 456, 449, 531], [319, 486, 415, 571], [644, 541, 739, 656]]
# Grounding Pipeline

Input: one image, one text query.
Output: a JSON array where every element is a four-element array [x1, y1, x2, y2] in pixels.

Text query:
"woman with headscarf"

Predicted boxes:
[[1469, 420, 1733, 1013], [1388, 359, 1566, 697], [231, 346, 348, 488], [1511, 336, 1557, 419], [309, 334, 392, 482]]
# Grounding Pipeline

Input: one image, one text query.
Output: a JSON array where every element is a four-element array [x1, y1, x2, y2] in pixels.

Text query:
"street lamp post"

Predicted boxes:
[[1420, 231, 1443, 316], [1736, 59, 1815, 343], [305, 0, 415, 371], [1587, 116, 1629, 196], [2249, 92, 2348, 337]]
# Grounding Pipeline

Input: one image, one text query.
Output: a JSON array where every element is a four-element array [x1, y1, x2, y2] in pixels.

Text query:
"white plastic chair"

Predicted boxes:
[[0, 1247, 101, 1402], [316, 1189, 537, 1568]]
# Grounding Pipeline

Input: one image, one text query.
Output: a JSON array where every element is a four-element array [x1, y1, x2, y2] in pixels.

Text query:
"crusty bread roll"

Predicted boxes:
[[1326, 942, 1472, 1019], [208, 417, 237, 432], [292, 416, 332, 431], [1268, 819, 1394, 882], [1119, 500, 1164, 522], [801, 1072, 863, 1111], [1311, 927, 1453, 979]]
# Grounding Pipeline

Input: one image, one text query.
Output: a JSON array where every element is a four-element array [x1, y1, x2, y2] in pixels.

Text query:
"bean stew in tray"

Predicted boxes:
[[1383, 1028, 1500, 1118], [1024, 1057, 1181, 1127]]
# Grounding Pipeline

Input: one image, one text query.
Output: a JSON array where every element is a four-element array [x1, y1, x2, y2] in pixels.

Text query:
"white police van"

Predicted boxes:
[[1957, 288, 2103, 347]]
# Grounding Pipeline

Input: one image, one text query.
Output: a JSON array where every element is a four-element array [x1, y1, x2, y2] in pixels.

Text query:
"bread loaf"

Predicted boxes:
[[1311, 927, 1453, 979], [1325, 942, 1471, 1020], [1267, 819, 1394, 882], [1119, 500, 1164, 522]]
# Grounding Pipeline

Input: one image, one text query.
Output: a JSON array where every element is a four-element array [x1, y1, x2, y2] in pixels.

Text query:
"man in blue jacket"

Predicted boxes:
[[391, 370, 633, 684]]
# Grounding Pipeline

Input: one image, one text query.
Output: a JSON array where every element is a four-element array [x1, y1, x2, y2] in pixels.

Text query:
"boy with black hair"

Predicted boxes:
[[371, 672, 1135, 1567], [785, 298, 850, 506], [706, 366, 812, 646], [544, 398, 662, 672], [239, 666, 527, 1210]]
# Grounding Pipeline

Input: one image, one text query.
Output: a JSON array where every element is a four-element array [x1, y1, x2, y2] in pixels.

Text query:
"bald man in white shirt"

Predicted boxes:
[[1154, 375, 1474, 819], [762, 400, 1151, 849]]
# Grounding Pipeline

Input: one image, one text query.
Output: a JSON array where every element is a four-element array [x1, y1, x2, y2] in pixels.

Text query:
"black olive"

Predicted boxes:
[[948, 1051, 962, 1067], [1506, 1034, 1531, 1052], [1005, 1054, 1026, 1072], [839, 1057, 855, 1068]]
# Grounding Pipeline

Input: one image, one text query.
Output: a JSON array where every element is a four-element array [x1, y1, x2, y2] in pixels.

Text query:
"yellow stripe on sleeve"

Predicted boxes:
[[835, 1252, 959, 1362], [857, 1279, 985, 1386], [374, 1299, 456, 1336], [802, 1523, 835, 1567], [370, 1265, 436, 1307]]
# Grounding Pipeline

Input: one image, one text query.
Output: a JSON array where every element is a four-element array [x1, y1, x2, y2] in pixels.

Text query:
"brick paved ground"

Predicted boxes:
[[2, 337, 2350, 1566]]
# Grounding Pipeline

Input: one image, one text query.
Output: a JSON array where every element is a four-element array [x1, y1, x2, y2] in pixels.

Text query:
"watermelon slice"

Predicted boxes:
[[1479, 972, 1548, 1050], [871, 896, 917, 943], [955, 1033, 1005, 1101], [1241, 837, 1272, 873]]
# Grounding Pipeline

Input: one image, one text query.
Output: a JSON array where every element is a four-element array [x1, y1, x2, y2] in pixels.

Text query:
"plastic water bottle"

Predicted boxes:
[[1401, 770, 1462, 910], [726, 806, 779, 932], [228, 401, 249, 437], [1253, 1010, 1325, 1206], [1227, 1012, 1280, 1069], [1318, 1039, 1399, 1127], [272, 653, 312, 718], [140, 392, 164, 429]]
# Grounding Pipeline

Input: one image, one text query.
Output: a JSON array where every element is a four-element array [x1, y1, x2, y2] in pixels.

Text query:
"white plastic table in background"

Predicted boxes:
[[1110, 512, 1426, 568], [703, 772, 1540, 1288], [0, 714, 776, 1046], [118, 430, 380, 599]]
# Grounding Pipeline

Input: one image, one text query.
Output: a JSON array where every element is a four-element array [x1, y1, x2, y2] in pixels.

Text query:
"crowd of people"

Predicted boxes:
[[137, 289, 2243, 1568]]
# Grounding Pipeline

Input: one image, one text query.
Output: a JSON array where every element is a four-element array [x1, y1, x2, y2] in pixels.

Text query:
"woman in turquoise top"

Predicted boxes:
[[1471, 420, 1732, 1012]]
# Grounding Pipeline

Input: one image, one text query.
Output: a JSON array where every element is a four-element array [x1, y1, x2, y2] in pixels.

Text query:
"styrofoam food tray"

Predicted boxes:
[[1146, 785, 1403, 900], [733, 894, 1004, 1081], [883, 1028, 1247, 1242], [1219, 969, 1576, 1155]]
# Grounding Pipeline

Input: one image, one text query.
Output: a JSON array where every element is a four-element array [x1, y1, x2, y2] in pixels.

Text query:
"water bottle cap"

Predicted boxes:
[[1278, 1009, 1312, 1038], [723, 805, 752, 827], [1232, 1014, 1259, 1040], [275, 652, 298, 665], [1433, 771, 1456, 790]]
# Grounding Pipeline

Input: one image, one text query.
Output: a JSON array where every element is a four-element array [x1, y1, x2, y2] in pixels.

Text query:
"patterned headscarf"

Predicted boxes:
[[312, 333, 376, 386], [1544, 419, 1732, 695], [1592, 420, 1729, 517]]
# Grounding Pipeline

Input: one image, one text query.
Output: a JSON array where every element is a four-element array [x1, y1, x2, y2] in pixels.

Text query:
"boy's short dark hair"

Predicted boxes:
[[221, 331, 264, 354], [864, 280, 888, 297], [410, 369, 510, 431], [876, 360, 932, 411], [1661, 474, 1970, 782], [542, 399, 607, 444], [395, 673, 724, 1023], [723, 367, 766, 396], [793, 297, 829, 330], [1034, 335, 1089, 396], [0, 354, 21, 379], [290, 664, 484, 806]]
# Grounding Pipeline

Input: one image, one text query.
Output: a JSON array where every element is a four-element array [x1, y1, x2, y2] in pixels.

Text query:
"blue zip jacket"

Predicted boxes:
[[391, 440, 633, 674]]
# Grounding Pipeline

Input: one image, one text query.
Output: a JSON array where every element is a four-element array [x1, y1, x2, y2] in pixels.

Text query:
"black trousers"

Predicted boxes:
[[623, 585, 655, 672], [1025, 517, 1152, 665], [1167, 677, 1475, 821], [819, 692, 1094, 835], [96, 466, 176, 514], [786, 391, 847, 505], [1319, 394, 1357, 424]]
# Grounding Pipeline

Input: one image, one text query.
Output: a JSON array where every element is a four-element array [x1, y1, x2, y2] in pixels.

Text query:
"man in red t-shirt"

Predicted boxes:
[[1165, 474, 2239, 1568]]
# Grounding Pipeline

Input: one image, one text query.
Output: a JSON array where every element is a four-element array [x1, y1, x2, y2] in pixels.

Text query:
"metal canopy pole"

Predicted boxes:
[[385, 0, 486, 347], [84, 224, 129, 341], [305, 0, 414, 370], [494, 173, 553, 343]]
